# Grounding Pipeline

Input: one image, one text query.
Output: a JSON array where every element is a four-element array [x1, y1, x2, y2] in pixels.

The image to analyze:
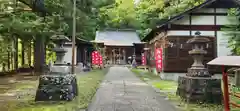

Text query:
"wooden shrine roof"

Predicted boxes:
[[143, 0, 240, 41], [207, 56, 240, 67], [93, 29, 142, 46]]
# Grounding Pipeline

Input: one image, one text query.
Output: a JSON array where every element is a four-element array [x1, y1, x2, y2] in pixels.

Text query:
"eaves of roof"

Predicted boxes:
[[142, 0, 240, 41]]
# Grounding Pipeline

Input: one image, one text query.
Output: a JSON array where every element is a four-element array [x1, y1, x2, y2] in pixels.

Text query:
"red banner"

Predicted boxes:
[[141, 53, 146, 65], [155, 48, 163, 72], [91, 51, 103, 65]]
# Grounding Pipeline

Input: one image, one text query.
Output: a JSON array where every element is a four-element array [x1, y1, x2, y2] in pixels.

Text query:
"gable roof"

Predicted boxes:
[[143, 0, 240, 41], [93, 29, 142, 46]]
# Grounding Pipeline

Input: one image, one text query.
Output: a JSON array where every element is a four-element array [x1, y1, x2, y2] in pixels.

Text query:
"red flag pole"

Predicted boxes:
[[222, 65, 230, 111]]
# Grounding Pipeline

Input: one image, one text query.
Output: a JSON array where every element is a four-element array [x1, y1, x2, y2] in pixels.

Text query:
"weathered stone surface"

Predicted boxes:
[[187, 68, 210, 77], [176, 32, 222, 104], [35, 74, 78, 101], [88, 66, 177, 111], [176, 76, 222, 104]]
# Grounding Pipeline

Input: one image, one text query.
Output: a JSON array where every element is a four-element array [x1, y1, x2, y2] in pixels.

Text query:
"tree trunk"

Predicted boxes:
[[34, 36, 46, 73], [11, 51, 13, 71], [7, 51, 10, 71], [14, 36, 18, 71], [21, 41, 25, 66], [28, 40, 32, 66]]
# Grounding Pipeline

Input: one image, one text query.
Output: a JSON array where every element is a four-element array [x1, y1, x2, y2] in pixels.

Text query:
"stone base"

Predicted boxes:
[[35, 74, 78, 101], [176, 76, 222, 104], [187, 68, 210, 77]]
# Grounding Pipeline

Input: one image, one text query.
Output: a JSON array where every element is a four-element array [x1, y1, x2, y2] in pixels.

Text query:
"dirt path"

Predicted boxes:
[[0, 74, 38, 109]]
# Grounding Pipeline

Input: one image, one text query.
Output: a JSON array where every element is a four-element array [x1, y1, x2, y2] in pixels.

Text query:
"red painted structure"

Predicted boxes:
[[222, 65, 230, 111], [208, 56, 240, 111]]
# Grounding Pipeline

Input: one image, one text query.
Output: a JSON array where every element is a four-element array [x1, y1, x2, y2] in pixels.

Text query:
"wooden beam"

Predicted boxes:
[[169, 24, 223, 31], [190, 13, 228, 16], [149, 32, 167, 44]]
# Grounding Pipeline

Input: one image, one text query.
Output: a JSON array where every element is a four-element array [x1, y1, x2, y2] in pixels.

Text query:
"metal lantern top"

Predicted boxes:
[[186, 31, 210, 44]]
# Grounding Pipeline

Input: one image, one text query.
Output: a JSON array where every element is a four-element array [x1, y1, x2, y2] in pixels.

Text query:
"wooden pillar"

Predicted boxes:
[[118, 48, 120, 64], [133, 46, 136, 55], [123, 49, 126, 64], [84, 48, 87, 64], [104, 46, 107, 65], [113, 49, 115, 64], [111, 49, 113, 64]]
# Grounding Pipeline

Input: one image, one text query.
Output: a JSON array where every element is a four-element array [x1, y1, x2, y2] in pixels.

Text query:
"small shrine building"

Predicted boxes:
[[92, 29, 145, 65]]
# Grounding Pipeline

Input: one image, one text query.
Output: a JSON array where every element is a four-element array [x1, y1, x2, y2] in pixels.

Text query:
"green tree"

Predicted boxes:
[[98, 0, 139, 29], [222, 8, 240, 55], [98, 0, 205, 39]]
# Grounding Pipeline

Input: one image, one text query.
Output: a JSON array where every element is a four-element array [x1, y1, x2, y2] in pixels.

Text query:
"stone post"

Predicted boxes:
[[123, 49, 126, 64]]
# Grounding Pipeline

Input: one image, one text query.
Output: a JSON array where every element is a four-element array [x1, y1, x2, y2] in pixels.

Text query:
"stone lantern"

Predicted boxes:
[[35, 35, 78, 101], [186, 31, 210, 77], [51, 35, 69, 65], [176, 32, 222, 104]]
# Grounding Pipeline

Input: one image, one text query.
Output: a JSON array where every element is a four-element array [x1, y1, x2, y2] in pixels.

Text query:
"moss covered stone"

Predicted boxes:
[[176, 76, 222, 104], [35, 74, 78, 101]]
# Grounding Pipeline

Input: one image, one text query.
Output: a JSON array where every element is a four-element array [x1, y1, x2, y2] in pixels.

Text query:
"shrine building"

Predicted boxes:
[[92, 29, 145, 65], [142, 0, 240, 74]]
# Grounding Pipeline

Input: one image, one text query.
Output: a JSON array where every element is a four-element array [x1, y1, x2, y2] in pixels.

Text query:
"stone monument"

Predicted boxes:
[[35, 35, 78, 101], [176, 32, 222, 103]]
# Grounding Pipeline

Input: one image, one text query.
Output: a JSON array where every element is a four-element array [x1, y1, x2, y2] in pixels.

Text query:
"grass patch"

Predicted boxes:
[[0, 69, 108, 111], [132, 69, 159, 81], [152, 81, 177, 91], [131, 68, 224, 111]]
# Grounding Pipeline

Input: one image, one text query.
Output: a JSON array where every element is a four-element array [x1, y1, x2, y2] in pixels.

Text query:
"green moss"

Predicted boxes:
[[131, 69, 159, 81], [1, 69, 107, 111], [152, 81, 177, 91]]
